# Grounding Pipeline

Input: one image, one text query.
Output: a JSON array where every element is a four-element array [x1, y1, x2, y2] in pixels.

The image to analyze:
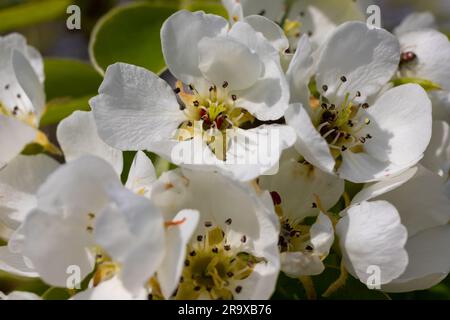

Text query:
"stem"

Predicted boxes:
[[322, 260, 348, 298], [299, 276, 317, 300]]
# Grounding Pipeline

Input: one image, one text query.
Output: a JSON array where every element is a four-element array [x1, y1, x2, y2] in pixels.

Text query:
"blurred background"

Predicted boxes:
[[0, 0, 449, 300]]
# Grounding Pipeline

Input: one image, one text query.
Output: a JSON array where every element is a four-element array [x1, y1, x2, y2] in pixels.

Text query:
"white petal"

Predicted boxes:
[[57, 111, 123, 175], [0, 291, 41, 300], [228, 22, 290, 120], [125, 151, 156, 196], [0, 116, 36, 167], [281, 251, 324, 277], [422, 120, 450, 178], [0, 246, 38, 277], [362, 166, 450, 237], [316, 22, 400, 104], [157, 209, 199, 299], [95, 188, 165, 293], [259, 149, 343, 220], [36, 156, 121, 216], [22, 209, 95, 287], [339, 150, 416, 183], [90, 63, 184, 152], [287, 36, 314, 106], [0, 155, 59, 229], [198, 36, 262, 91], [398, 29, 450, 90], [12, 50, 45, 118], [310, 212, 334, 256], [352, 167, 418, 204], [285, 103, 335, 174], [72, 276, 147, 300], [394, 12, 437, 35], [382, 225, 450, 292], [171, 125, 296, 182], [337, 201, 408, 285], [161, 10, 228, 84], [363, 84, 432, 166], [244, 15, 289, 53], [222, 0, 244, 22]]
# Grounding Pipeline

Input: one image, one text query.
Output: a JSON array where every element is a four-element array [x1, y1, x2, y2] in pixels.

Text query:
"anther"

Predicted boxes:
[[204, 221, 212, 228], [227, 272, 234, 278], [312, 203, 317, 208], [193, 100, 200, 107], [241, 235, 247, 243], [184, 259, 190, 267], [197, 235, 203, 242], [270, 191, 282, 206], [189, 250, 196, 257], [224, 245, 231, 251], [340, 76, 347, 82], [362, 103, 369, 109], [222, 81, 229, 88], [341, 145, 348, 151], [225, 218, 232, 225], [235, 286, 242, 294], [212, 247, 219, 254], [231, 94, 237, 101], [174, 87, 181, 94], [194, 286, 201, 292], [322, 85, 328, 92]]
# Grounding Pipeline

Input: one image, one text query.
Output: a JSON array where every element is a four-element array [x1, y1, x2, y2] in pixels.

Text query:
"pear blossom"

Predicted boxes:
[[258, 148, 343, 277], [147, 167, 280, 300], [0, 33, 55, 167], [15, 156, 167, 294], [222, 0, 364, 50], [350, 166, 450, 292], [90, 10, 296, 182], [286, 22, 432, 183]]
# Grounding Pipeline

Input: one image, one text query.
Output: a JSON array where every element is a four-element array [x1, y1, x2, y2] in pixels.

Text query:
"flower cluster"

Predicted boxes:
[[0, 0, 449, 300]]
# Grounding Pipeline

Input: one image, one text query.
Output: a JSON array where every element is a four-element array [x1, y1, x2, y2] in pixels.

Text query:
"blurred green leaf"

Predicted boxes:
[[40, 95, 91, 127], [0, 0, 71, 32], [392, 77, 442, 92], [39, 58, 102, 127], [89, 2, 179, 75], [44, 58, 102, 101], [89, 1, 227, 75]]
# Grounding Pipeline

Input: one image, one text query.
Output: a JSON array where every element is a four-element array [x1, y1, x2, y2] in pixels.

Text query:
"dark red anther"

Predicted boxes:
[[215, 115, 224, 129], [270, 191, 282, 206]]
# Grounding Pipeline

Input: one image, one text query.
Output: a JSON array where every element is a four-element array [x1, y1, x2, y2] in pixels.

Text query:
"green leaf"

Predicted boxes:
[[39, 59, 102, 127], [89, 1, 228, 75], [44, 59, 103, 101], [89, 2, 179, 75], [40, 95, 92, 128], [0, 0, 72, 32], [392, 77, 442, 92]]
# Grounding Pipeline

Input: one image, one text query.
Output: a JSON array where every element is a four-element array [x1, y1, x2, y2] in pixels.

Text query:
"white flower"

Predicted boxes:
[[17, 156, 167, 295], [222, 0, 364, 50], [351, 166, 450, 292], [286, 22, 432, 183], [90, 10, 295, 182], [259, 148, 343, 277], [148, 168, 280, 300], [0, 33, 51, 167]]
